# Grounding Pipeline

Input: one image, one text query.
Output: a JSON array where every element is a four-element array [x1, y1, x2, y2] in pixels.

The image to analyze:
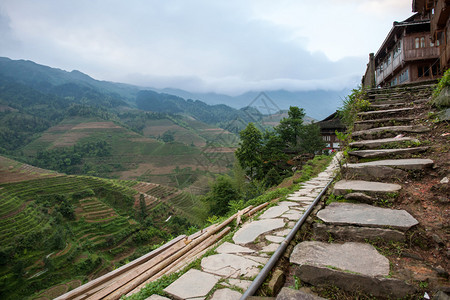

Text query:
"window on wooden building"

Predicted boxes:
[[415, 38, 420, 48], [424, 66, 430, 77], [399, 69, 409, 83], [420, 37, 426, 48], [418, 66, 424, 77], [432, 64, 438, 76]]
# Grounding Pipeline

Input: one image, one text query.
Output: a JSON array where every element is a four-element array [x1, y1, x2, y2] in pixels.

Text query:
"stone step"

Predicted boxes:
[[369, 98, 428, 106], [348, 147, 429, 158], [357, 107, 415, 120], [345, 158, 433, 171], [343, 158, 434, 180], [276, 287, 326, 300], [349, 136, 420, 149], [354, 116, 415, 131], [351, 125, 429, 140], [316, 202, 418, 232], [290, 241, 415, 298], [333, 180, 401, 198]]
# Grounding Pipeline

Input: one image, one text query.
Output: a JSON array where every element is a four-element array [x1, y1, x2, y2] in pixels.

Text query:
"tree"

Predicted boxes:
[[298, 123, 326, 154], [235, 122, 263, 179], [260, 130, 285, 175], [264, 167, 282, 187], [276, 106, 305, 149], [161, 130, 175, 142], [208, 175, 240, 216]]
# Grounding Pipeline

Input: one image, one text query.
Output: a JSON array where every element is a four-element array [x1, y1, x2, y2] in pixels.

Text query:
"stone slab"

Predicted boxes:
[[296, 265, 416, 299], [261, 243, 280, 253], [344, 164, 407, 181], [277, 201, 299, 207], [333, 180, 401, 195], [233, 218, 285, 244], [352, 125, 429, 139], [290, 241, 389, 277], [145, 295, 170, 300], [216, 242, 255, 254], [210, 288, 241, 300], [266, 235, 285, 243], [201, 253, 261, 278], [350, 137, 419, 149], [312, 223, 406, 242], [287, 196, 315, 201], [227, 279, 252, 291], [164, 269, 219, 299], [242, 255, 269, 264], [358, 107, 414, 117], [274, 228, 291, 236], [348, 147, 429, 158], [346, 158, 433, 170], [259, 206, 290, 219], [276, 287, 326, 300], [282, 210, 304, 221], [317, 202, 418, 230]]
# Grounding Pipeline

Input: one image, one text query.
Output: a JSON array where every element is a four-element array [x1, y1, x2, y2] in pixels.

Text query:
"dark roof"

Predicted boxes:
[[374, 13, 430, 62], [317, 112, 346, 130]]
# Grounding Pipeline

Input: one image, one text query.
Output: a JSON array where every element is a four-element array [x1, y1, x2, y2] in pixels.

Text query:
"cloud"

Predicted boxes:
[[0, 0, 409, 95]]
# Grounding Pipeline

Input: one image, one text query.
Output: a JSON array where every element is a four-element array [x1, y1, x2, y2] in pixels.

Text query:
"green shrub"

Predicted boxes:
[[432, 68, 450, 108]]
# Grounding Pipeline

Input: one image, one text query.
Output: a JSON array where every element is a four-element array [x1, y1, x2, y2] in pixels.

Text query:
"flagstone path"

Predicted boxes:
[[156, 154, 342, 300]]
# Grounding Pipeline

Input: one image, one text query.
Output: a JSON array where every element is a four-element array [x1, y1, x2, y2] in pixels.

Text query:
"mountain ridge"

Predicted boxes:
[[0, 57, 347, 119]]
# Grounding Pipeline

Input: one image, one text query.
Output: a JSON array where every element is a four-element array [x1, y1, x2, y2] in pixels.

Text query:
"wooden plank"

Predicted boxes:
[[127, 227, 232, 296], [103, 207, 252, 299], [245, 202, 269, 217], [84, 238, 188, 300], [55, 235, 186, 300]]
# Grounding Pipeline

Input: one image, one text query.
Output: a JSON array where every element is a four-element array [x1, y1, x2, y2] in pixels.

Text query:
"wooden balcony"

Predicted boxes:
[[404, 46, 440, 61]]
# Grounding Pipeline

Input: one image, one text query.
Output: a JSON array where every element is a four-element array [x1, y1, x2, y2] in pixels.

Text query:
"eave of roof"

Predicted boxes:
[[374, 14, 430, 62]]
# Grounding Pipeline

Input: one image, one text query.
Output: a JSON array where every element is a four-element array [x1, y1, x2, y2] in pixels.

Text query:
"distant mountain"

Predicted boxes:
[[158, 88, 350, 120], [0, 57, 349, 121], [0, 57, 140, 102]]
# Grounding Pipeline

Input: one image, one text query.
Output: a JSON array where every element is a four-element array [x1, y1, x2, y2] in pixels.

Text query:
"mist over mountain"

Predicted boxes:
[[159, 88, 349, 120], [0, 57, 348, 120]]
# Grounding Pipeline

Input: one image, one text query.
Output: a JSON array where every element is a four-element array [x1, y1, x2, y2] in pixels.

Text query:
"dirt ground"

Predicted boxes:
[[390, 119, 450, 290]]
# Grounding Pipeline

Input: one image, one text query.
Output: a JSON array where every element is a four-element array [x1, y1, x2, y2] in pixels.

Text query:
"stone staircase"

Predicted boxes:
[[288, 84, 449, 298]]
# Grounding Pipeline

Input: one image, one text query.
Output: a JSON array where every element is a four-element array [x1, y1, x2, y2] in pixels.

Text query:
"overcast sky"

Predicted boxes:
[[0, 0, 414, 95]]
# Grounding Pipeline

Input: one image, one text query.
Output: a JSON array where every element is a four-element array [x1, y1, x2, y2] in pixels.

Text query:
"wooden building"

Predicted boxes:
[[317, 112, 346, 150], [373, 13, 441, 87], [413, 0, 450, 71]]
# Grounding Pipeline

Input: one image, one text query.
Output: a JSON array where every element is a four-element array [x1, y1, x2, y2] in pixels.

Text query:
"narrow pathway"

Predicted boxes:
[[147, 154, 342, 300]]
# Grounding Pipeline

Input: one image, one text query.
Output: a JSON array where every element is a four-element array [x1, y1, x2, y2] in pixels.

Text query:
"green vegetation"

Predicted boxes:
[[0, 172, 204, 299], [337, 87, 369, 128], [432, 68, 450, 108], [236, 106, 325, 182]]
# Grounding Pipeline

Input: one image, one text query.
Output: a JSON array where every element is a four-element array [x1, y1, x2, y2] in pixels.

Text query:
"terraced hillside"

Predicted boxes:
[[0, 159, 208, 300], [21, 115, 235, 188]]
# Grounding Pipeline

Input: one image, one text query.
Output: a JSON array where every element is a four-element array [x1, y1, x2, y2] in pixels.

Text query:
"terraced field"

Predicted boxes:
[[0, 169, 206, 300], [0, 155, 61, 184]]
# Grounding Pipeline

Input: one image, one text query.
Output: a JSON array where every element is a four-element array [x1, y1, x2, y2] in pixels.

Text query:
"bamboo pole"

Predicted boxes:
[[127, 226, 231, 296], [55, 235, 187, 300], [96, 206, 253, 300]]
